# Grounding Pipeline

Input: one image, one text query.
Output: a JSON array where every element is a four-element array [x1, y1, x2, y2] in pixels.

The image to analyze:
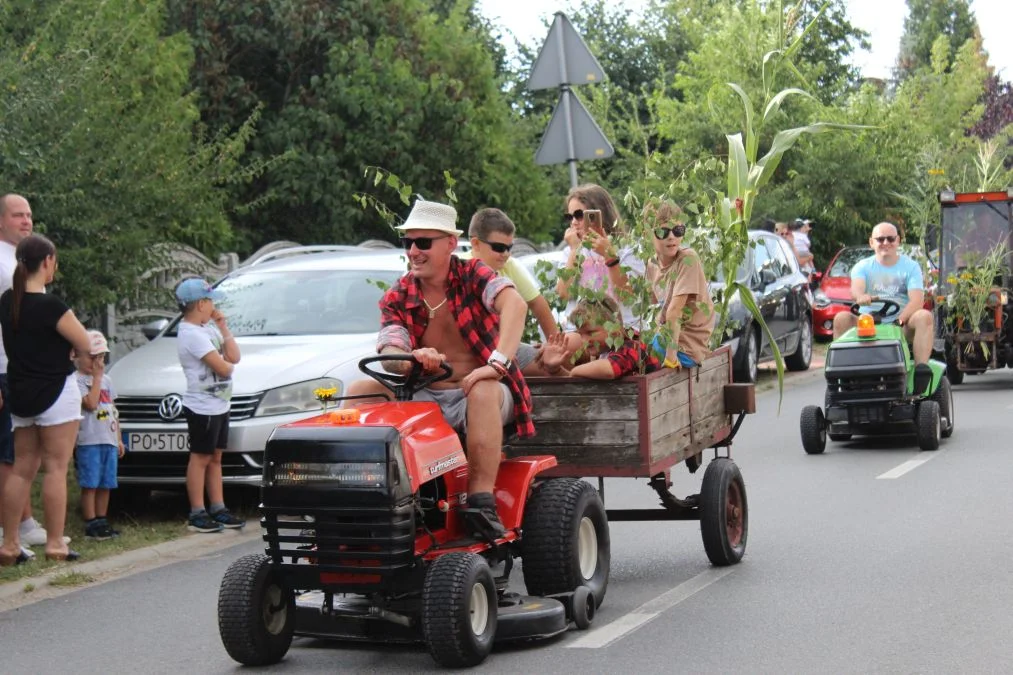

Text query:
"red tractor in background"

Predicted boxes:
[[933, 188, 1013, 382], [216, 355, 607, 668]]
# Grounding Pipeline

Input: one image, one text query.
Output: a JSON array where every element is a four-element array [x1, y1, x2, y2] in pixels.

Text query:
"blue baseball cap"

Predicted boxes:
[[175, 278, 223, 305]]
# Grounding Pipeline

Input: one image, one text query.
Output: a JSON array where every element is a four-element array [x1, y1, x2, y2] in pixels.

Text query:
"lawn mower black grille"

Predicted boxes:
[[261, 502, 416, 574], [826, 373, 907, 405]]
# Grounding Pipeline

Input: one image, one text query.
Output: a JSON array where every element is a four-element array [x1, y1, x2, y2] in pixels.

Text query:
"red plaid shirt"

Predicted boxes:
[[602, 338, 662, 378], [377, 257, 535, 438]]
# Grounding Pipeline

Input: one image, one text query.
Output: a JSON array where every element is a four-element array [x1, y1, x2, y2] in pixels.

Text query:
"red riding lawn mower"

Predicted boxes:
[[217, 355, 609, 668]]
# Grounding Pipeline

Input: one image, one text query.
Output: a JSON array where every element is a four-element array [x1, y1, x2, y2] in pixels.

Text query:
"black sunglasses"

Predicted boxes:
[[479, 239, 513, 254], [400, 234, 451, 251], [562, 209, 586, 223], [654, 224, 686, 239], [873, 236, 897, 244]]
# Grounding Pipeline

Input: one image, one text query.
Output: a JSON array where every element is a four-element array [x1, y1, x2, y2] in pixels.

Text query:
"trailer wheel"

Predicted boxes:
[[422, 553, 497, 668], [700, 458, 748, 566], [800, 405, 827, 454], [218, 554, 295, 666], [931, 376, 954, 438], [522, 478, 610, 608], [916, 400, 941, 451]]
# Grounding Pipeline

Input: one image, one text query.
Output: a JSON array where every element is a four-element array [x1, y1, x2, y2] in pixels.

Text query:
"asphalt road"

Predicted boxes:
[[2, 367, 1012, 673]]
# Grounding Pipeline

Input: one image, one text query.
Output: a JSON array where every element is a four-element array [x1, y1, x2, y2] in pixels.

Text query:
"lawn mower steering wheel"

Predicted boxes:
[[358, 354, 453, 401], [850, 297, 902, 322]]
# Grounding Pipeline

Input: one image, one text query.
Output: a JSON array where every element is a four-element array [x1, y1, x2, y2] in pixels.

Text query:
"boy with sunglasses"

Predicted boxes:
[[644, 200, 714, 368], [459, 208, 560, 354], [833, 222, 934, 389]]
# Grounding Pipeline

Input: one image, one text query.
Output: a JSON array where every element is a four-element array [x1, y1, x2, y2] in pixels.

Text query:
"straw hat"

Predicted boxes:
[[395, 199, 462, 235]]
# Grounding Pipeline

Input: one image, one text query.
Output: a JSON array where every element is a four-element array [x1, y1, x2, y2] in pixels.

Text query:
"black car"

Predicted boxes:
[[715, 231, 814, 383]]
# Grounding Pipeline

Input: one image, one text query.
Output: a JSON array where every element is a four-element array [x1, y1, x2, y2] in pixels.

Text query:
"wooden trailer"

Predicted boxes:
[[507, 346, 756, 565]]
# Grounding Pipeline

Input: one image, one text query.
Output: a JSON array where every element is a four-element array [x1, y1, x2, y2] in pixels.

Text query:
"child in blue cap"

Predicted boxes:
[[174, 278, 245, 533]]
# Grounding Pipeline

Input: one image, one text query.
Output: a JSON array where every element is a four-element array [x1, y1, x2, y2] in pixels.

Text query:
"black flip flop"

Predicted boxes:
[[0, 550, 31, 567]]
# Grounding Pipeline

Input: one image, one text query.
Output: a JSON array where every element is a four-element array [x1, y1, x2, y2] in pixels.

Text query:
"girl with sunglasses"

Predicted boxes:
[[556, 184, 646, 331], [644, 200, 714, 368]]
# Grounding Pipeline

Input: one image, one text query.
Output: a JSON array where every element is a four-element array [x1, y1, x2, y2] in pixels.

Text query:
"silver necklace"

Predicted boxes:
[[422, 295, 448, 318]]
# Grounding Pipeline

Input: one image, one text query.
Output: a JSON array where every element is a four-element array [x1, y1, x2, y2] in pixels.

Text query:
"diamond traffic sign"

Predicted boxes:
[[527, 12, 606, 91], [534, 89, 614, 166]]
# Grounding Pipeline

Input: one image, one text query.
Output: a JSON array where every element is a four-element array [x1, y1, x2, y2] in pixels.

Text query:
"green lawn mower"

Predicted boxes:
[[800, 300, 954, 454]]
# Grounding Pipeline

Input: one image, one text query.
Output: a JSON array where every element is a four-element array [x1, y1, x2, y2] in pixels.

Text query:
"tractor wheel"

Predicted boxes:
[[800, 405, 827, 455], [521, 478, 610, 608], [422, 553, 497, 668], [218, 554, 295, 666], [700, 458, 748, 566], [785, 318, 813, 372], [916, 400, 941, 451], [931, 375, 954, 439]]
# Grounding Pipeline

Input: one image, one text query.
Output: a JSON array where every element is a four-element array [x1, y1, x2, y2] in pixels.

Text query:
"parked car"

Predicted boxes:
[[109, 249, 410, 497], [517, 232, 813, 383], [811, 245, 937, 341], [720, 231, 814, 383]]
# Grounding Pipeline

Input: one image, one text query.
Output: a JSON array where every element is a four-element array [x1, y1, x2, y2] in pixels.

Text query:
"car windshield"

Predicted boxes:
[[938, 201, 1013, 276], [829, 248, 871, 277], [165, 268, 403, 337]]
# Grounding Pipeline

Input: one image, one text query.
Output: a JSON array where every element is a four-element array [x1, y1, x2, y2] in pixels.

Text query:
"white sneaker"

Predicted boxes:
[[20, 545, 35, 560], [21, 525, 71, 547]]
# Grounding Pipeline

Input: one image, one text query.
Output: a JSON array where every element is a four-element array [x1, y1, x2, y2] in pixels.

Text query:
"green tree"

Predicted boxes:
[[0, 0, 250, 316], [895, 0, 977, 80], [166, 0, 557, 250]]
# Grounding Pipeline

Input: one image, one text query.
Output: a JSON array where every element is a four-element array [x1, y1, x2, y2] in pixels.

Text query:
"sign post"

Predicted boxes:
[[528, 12, 614, 188]]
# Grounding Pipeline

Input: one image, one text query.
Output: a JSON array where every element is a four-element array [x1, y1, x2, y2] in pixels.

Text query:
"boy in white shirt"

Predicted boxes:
[[75, 330, 124, 541], [174, 278, 244, 533]]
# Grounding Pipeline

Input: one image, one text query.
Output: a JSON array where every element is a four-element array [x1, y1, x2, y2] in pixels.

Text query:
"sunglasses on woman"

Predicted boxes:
[[873, 236, 897, 244], [480, 239, 513, 254], [400, 234, 451, 251], [562, 209, 586, 223], [654, 224, 686, 239]]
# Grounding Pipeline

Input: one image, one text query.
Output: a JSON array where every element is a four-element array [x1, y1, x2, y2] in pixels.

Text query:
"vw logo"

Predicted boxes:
[[158, 394, 184, 421]]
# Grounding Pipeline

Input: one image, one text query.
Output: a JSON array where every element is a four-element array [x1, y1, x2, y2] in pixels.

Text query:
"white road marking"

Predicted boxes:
[[566, 567, 735, 649], [876, 453, 941, 479]]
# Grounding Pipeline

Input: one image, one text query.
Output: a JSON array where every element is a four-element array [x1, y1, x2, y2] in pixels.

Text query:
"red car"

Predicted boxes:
[[812, 245, 936, 340]]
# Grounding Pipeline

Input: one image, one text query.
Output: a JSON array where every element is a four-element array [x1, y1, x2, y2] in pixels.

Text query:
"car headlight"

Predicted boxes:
[[814, 291, 831, 308], [273, 461, 386, 487], [255, 378, 342, 417]]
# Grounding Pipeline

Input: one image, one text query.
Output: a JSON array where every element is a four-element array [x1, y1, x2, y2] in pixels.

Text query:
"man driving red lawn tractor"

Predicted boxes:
[[216, 199, 609, 668]]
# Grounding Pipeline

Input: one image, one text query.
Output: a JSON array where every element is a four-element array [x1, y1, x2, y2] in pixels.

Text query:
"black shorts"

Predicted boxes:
[[183, 407, 230, 455]]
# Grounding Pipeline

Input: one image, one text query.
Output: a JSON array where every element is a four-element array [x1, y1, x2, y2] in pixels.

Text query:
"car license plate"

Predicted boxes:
[[124, 432, 190, 452]]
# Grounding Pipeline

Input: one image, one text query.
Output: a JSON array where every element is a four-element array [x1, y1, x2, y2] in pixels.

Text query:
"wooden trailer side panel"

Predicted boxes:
[[507, 347, 734, 477]]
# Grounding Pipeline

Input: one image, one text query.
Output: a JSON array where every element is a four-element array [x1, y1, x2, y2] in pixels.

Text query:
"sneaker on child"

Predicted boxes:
[[188, 511, 224, 533], [210, 509, 246, 529], [85, 518, 115, 542], [20, 519, 71, 547]]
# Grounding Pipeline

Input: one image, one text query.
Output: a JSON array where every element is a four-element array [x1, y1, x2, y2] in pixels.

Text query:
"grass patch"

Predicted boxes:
[[49, 571, 95, 587], [22, 583, 34, 593], [1, 467, 258, 585]]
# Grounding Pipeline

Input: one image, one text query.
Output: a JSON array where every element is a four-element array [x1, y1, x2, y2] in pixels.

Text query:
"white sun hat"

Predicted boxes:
[[395, 199, 462, 235]]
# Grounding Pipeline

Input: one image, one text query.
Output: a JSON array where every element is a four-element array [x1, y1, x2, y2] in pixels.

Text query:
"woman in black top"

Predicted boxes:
[[0, 234, 92, 565]]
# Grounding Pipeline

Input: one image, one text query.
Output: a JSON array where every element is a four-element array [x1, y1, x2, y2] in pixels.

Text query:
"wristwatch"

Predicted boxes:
[[488, 349, 512, 369]]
